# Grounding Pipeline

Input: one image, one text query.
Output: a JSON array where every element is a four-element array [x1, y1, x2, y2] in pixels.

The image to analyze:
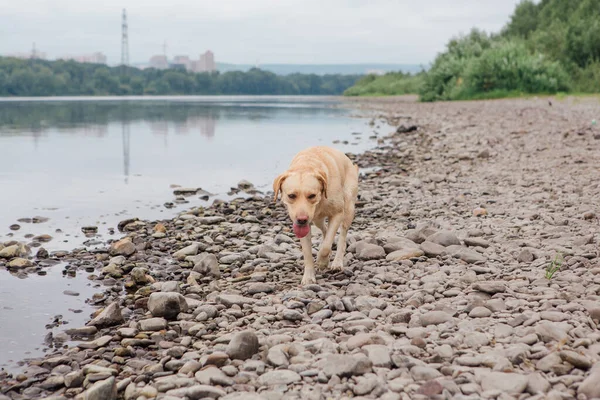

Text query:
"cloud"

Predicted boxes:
[[0, 0, 522, 65]]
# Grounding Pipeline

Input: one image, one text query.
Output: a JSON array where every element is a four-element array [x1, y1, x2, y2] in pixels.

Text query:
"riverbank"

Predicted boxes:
[[1, 95, 600, 400]]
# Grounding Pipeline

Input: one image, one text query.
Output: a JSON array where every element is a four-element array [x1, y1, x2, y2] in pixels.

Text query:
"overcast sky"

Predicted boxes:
[[0, 0, 522, 65]]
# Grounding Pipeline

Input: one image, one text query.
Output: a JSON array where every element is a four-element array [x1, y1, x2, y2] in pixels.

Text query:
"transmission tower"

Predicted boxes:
[[121, 9, 129, 66]]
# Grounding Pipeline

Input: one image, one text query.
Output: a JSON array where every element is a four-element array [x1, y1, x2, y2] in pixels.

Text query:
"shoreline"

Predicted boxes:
[[2, 96, 600, 399]]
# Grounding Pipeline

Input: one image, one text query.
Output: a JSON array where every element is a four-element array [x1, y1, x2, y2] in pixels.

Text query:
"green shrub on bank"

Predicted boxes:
[[343, 71, 424, 96], [419, 32, 570, 101]]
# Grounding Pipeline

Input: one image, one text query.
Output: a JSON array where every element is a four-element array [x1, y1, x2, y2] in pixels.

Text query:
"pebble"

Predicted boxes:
[[227, 330, 260, 360]]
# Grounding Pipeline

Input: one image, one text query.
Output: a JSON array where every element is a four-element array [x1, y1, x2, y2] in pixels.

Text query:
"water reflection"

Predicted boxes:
[[0, 96, 366, 253]]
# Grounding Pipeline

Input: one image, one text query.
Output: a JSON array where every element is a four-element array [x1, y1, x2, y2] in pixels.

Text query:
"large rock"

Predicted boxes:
[[173, 243, 200, 260], [87, 302, 124, 328], [480, 372, 528, 394], [147, 292, 188, 320], [382, 238, 419, 254], [355, 241, 386, 260], [319, 354, 373, 378], [386, 248, 424, 261], [166, 385, 226, 399], [427, 231, 461, 247], [109, 238, 136, 257], [535, 322, 568, 343], [258, 370, 301, 386], [420, 311, 453, 326], [0, 244, 29, 259], [226, 330, 260, 360], [190, 252, 220, 277], [7, 258, 33, 268], [578, 365, 600, 398], [138, 317, 167, 331], [420, 241, 447, 257], [75, 377, 116, 400]]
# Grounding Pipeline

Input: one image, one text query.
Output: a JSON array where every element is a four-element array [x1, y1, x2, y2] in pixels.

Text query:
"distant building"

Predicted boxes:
[[172, 55, 191, 70], [197, 51, 216, 73], [149, 55, 169, 70], [148, 50, 216, 73], [59, 52, 107, 64]]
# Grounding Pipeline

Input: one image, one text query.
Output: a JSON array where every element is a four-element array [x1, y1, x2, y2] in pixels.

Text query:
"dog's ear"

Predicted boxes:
[[315, 170, 328, 199], [272, 172, 289, 202]]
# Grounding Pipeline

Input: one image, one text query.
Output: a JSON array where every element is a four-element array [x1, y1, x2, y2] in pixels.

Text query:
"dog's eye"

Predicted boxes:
[[307, 194, 316, 200], [288, 194, 297, 200]]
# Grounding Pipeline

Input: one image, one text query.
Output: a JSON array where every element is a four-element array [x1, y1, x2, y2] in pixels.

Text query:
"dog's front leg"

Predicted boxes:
[[316, 214, 343, 269], [300, 226, 316, 285]]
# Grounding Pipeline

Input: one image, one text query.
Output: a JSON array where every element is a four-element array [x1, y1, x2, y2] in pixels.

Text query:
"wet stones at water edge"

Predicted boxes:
[[1, 98, 600, 399]]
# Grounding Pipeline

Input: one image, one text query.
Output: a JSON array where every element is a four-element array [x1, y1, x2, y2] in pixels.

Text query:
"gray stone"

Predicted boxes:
[[410, 366, 442, 381], [560, 350, 592, 369], [527, 372, 551, 394], [75, 377, 117, 400], [480, 372, 528, 394], [267, 346, 289, 367], [139, 317, 167, 331], [517, 249, 535, 263], [382, 238, 419, 254], [77, 335, 113, 350], [109, 238, 136, 257], [578, 365, 600, 399], [217, 294, 255, 307], [355, 241, 386, 260], [472, 282, 506, 294], [87, 302, 124, 328], [148, 292, 188, 320], [320, 354, 372, 378], [427, 231, 461, 247], [258, 370, 301, 386], [166, 384, 226, 399], [173, 243, 200, 260], [386, 248, 424, 261], [227, 330, 260, 360], [464, 237, 490, 248], [469, 306, 492, 318], [363, 344, 392, 368], [195, 367, 234, 386], [420, 311, 453, 326], [188, 252, 220, 276], [420, 241, 447, 257], [535, 322, 568, 343]]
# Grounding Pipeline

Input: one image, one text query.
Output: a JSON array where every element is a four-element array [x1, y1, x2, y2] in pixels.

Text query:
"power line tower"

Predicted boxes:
[[121, 9, 129, 67]]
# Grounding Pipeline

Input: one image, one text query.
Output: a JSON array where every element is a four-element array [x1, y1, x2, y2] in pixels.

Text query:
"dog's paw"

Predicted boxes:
[[316, 250, 330, 270], [301, 274, 317, 285], [316, 257, 330, 270], [330, 259, 344, 271]]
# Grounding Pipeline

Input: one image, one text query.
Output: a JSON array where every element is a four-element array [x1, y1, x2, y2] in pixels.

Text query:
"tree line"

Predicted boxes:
[[345, 0, 600, 101], [0, 57, 362, 96]]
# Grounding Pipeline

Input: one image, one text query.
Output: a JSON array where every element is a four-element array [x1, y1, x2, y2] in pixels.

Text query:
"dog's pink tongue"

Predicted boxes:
[[293, 223, 310, 239]]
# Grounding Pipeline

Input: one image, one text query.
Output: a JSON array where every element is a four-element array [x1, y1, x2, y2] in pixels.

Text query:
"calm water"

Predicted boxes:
[[0, 96, 379, 371]]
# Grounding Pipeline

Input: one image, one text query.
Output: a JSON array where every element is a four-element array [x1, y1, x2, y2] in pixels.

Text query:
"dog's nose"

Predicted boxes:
[[296, 216, 308, 226]]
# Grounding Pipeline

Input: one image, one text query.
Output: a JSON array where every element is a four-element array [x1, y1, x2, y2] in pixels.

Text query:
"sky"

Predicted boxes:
[[0, 0, 523, 66]]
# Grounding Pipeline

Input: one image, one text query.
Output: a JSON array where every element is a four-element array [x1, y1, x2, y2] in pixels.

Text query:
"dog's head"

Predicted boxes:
[[273, 170, 327, 238]]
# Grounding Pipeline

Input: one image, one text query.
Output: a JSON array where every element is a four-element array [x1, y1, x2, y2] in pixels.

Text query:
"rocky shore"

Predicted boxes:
[[1, 96, 600, 400]]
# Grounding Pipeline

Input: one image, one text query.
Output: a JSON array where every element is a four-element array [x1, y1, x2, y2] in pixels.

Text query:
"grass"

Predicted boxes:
[[343, 72, 424, 97], [545, 252, 564, 280]]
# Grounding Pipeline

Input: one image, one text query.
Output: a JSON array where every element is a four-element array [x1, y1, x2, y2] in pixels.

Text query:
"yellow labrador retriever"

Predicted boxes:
[[273, 146, 359, 285]]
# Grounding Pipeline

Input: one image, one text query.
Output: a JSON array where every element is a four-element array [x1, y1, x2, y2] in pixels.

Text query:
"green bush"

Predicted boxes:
[[419, 32, 571, 101], [463, 41, 570, 96]]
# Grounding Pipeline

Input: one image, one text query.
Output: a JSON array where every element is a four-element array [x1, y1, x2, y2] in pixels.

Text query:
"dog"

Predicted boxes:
[[273, 146, 359, 285]]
